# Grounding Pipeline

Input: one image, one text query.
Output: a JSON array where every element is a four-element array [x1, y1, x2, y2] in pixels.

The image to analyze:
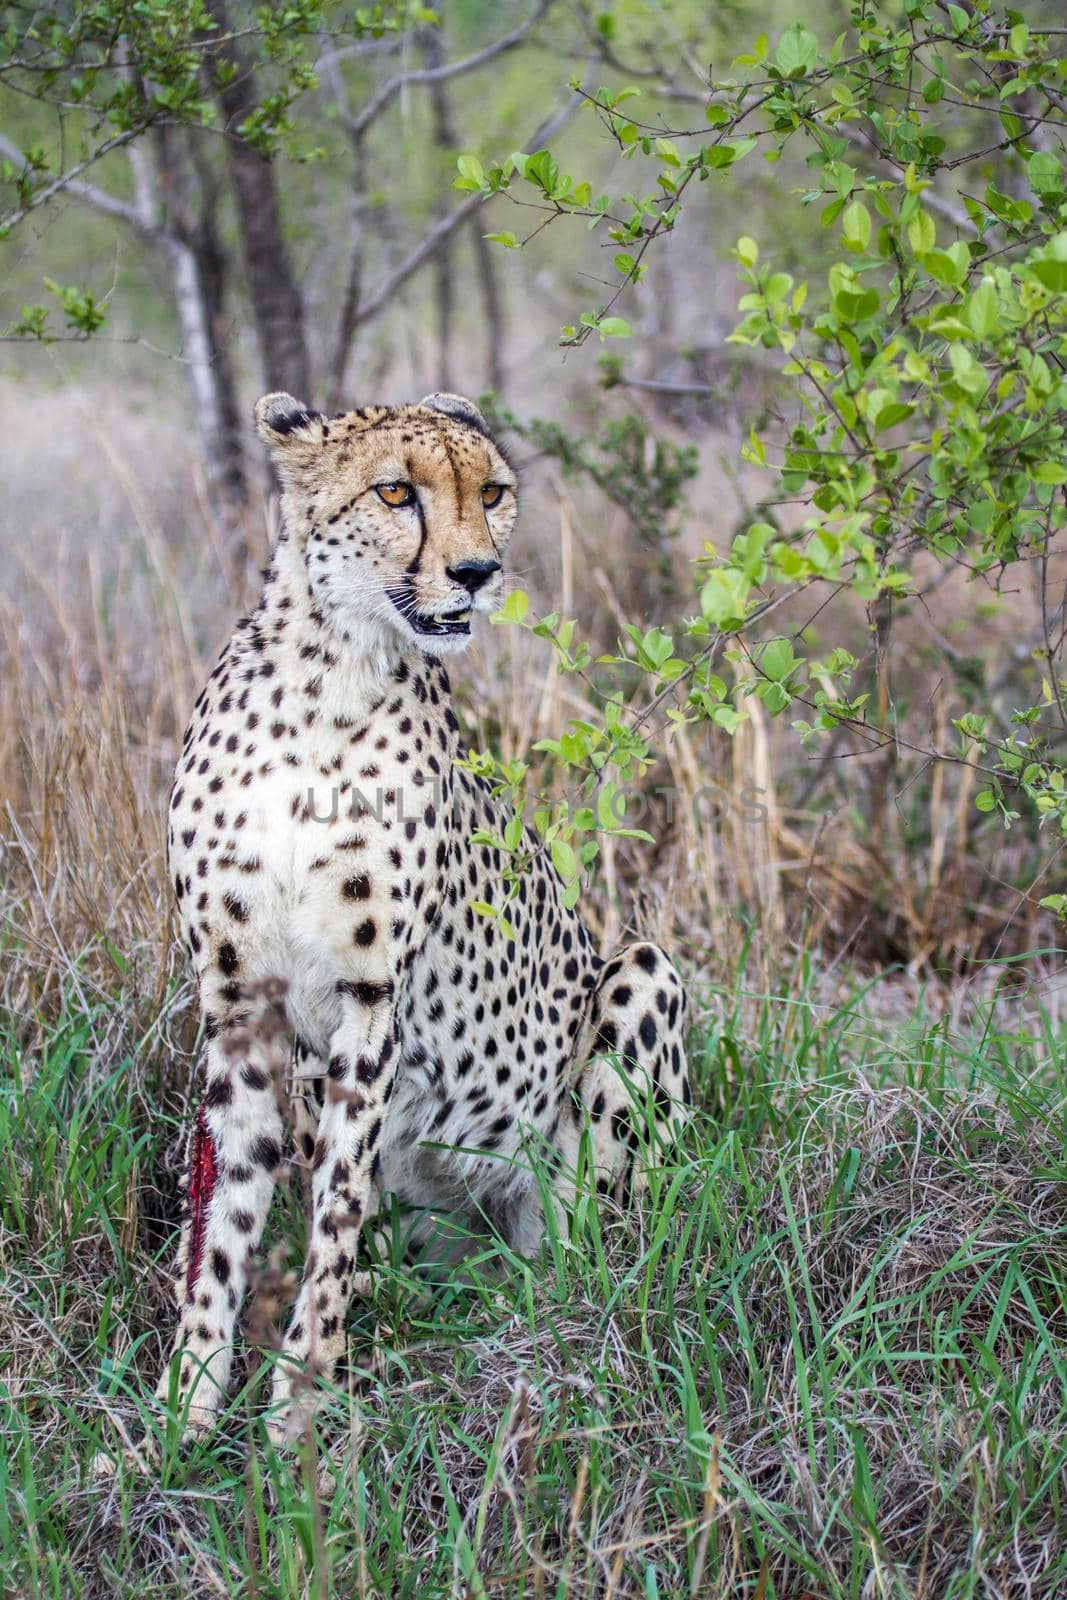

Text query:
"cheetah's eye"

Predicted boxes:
[[376, 482, 415, 508], [481, 484, 506, 509]]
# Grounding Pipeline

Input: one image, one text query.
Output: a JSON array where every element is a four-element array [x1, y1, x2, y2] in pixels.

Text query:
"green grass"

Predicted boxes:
[[2, 975, 1066, 1598]]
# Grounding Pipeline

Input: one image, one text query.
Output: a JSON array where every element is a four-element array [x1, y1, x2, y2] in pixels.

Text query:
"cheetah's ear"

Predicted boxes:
[[254, 392, 326, 467], [419, 391, 491, 438]]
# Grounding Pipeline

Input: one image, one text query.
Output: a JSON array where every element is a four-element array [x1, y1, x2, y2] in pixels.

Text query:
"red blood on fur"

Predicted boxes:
[[185, 1107, 218, 1302]]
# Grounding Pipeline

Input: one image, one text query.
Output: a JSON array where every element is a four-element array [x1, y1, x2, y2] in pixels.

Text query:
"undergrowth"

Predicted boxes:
[[2, 973, 1065, 1599]]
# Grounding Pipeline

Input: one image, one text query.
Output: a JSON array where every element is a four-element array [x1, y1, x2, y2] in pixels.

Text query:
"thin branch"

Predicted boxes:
[[339, 0, 555, 145], [314, 34, 406, 72], [0, 123, 156, 235], [350, 87, 583, 331], [834, 122, 974, 232], [614, 377, 718, 397]]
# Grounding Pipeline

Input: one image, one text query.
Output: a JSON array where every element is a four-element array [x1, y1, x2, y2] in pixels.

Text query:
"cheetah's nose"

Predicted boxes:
[[446, 558, 502, 594]]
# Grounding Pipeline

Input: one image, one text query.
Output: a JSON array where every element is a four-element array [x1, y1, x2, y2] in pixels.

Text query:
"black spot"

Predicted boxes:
[[338, 979, 394, 1006], [595, 1021, 618, 1053], [250, 1135, 281, 1170]]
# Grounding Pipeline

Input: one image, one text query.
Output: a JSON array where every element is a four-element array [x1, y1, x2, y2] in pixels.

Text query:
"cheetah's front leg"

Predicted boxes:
[[563, 941, 691, 1210], [269, 979, 396, 1440], [156, 982, 289, 1438]]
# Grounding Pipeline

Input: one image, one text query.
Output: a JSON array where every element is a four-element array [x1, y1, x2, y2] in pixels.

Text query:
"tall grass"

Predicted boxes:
[[1, 973, 1065, 1597]]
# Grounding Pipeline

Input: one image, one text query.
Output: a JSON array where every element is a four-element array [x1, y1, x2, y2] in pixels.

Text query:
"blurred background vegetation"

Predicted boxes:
[[1, 0, 1065, 1012]]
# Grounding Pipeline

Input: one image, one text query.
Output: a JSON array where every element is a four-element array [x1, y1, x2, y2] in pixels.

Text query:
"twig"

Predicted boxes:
[[349, 86, 584, 331], [340, 0, 555, 145], [1, 123, 154, 233]]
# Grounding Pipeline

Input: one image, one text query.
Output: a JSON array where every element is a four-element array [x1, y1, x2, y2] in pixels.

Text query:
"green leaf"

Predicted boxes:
[[596, 783, 623, 830], [597, 316, 632, 338], [841, 201, 871, 249], [923, 246, 968, 287], [1029, 152, 1064, 198], [908, 210, 936, 254], [484, 231, 519, 248], [832, 284, 879, 322], [759, 682, 791, 714], [551, 839, 578, 880], [775, 23, 819, 77], [975, 790, 997, 813], [966, 278, 999, 337], [504, 815, 523, 851], [946, 240, 971, 281], [492, 589, 529, 625], [710, 704, 745, 734], [454, 153, 484, 191], [764, 272, 793, 303], [872, 401, 915, 431], [1029, 234, 1067, 292], [700, 568, 751, 627], [760, 637, 795, 682], [949, 344, 990, 397]]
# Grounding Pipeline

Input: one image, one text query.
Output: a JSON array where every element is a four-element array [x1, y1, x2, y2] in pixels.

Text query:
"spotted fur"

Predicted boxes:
[[156, 391, 691, 1439]]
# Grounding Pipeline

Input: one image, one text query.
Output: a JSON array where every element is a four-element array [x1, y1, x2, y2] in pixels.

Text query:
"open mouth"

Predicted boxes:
[[386, 586, 473, 638], [409, 606, 471, 637], [412, 608, 470, 633]]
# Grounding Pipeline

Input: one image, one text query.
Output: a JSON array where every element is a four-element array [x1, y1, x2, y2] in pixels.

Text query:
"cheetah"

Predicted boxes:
[[156, 390, 691, 1441]]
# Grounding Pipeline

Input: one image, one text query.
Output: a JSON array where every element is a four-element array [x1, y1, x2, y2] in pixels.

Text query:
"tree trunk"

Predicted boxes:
[[327, 141, 369, 412], [167, 236, 244, 492], [132, 129, 247, 508], [471, 222, 504, 392], [422, 21, 458, 391], [187, 147, 245, 500], [203, 0, 312, 404]]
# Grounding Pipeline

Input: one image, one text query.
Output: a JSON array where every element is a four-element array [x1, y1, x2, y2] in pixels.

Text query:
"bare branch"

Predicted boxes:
[[0, 124, 154, 234], [315, 34, 406, 73], [349, 85, 583, 332], [613, 377, 718, 397], [0, 126, 183, 245], [339, 0, 555, 145]]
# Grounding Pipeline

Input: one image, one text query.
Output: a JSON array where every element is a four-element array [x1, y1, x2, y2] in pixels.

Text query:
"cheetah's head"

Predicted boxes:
[[255, 390, 517, 656]]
